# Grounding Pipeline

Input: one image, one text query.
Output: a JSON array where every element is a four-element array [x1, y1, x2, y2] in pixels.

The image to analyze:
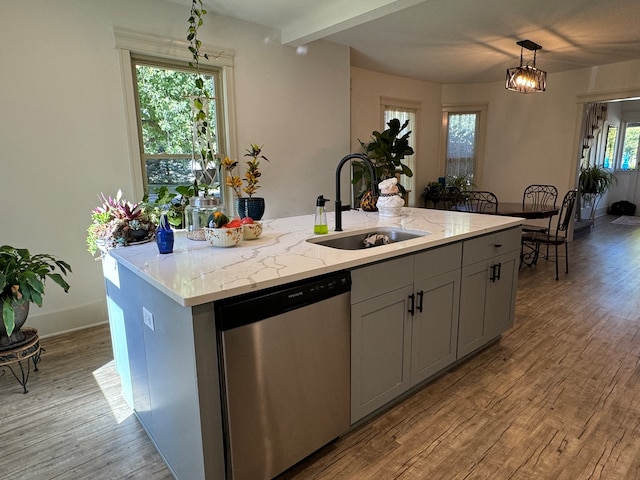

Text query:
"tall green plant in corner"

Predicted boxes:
[[577, 164, 617, 223], [352, 118, 414, 207], [578, 164, 617, 196], [187, 0, 217, 186]]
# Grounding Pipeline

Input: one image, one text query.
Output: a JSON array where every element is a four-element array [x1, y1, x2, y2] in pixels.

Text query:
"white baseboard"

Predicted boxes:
[[26, 300, 108, 338]]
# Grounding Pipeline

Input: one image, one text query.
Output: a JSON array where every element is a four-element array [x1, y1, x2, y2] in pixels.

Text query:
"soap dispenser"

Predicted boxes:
[[314, 195, 329, 234]]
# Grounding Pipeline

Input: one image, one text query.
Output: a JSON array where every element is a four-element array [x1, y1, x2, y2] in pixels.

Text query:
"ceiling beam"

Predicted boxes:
[[281, 0, 427, 46]]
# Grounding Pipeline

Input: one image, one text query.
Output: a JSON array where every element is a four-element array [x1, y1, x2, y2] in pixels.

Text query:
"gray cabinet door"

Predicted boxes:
[[458, 260, 490, 358], [485, 250, 518, 339], [411, 269, 460, 385], [458, 245, 519, 359], [351, 285, 413, 423]]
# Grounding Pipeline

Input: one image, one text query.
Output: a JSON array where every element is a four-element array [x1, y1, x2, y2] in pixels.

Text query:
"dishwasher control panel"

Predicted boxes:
[[215, 270, 351, 331]]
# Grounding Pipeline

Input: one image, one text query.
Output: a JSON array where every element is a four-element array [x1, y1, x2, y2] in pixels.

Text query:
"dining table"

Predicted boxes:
[[453, 202, 560, 219]]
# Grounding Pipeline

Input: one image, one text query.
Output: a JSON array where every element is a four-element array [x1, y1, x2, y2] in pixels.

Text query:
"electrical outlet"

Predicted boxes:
[[143, 307, 155, 331]]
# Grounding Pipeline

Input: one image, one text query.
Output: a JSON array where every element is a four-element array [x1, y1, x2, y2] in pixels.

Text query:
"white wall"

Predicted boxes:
[[0, 0, 350, 336]]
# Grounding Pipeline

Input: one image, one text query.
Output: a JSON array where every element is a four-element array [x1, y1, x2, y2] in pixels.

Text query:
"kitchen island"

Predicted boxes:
[[103, 207, 523, 480]]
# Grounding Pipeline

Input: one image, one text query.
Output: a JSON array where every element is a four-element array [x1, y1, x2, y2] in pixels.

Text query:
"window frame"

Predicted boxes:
[[114, 28, 237, 201], [131, 57, 225, 194], [602, 124, 618, 170], [440, 103, 487, 188], [616, 119, 640, 171]]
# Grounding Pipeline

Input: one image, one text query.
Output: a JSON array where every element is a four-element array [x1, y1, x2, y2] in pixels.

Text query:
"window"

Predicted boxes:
[[441, 104, 487, 188], [619, 121, 639, 171], [114, 29, 236, 201], [132, 59, 224, 194], [381, 97, 419, 206], [602, 125, 618, 169]]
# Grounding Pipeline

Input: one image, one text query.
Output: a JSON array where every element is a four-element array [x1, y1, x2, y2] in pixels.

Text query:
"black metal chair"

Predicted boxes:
[[522, 184, 558, 234], [458, 190, 498, 213], [521, 189, 577, 280]]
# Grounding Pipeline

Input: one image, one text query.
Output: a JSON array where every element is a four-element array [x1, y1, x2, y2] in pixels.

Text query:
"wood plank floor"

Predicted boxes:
[[0, 318, 173, 478], [2, 215, 640, 479]]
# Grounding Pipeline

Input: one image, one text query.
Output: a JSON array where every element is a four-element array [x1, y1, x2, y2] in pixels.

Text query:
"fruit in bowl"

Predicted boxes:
[[204, 212, 243, 247], [204, 225, 242, 247], [242, 219, 262, 240]]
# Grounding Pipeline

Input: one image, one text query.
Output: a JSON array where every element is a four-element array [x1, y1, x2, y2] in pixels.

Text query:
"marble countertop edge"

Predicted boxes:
[[108, 208, 524, 306]]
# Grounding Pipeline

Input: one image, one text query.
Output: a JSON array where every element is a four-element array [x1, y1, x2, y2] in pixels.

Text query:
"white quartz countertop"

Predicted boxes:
[[108, 208, 523, 307]]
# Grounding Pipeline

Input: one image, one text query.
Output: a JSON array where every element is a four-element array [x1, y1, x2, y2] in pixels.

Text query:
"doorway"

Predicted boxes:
[[573, 91, 640, 232]]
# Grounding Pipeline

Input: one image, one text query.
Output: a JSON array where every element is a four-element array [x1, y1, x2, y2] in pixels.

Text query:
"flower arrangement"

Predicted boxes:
[[87, 190, 155, 256], [223, 144, 270, 198]]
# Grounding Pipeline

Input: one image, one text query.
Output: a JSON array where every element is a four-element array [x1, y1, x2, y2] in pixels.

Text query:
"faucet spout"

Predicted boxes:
[[335, 153, 377, 231]]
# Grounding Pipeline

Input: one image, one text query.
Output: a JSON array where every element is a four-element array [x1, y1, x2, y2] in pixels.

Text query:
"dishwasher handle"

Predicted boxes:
[[215, 270, 351, 331]]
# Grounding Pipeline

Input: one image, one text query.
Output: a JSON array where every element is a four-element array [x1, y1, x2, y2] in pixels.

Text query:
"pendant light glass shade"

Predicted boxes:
[[505, 40, 546, 93]]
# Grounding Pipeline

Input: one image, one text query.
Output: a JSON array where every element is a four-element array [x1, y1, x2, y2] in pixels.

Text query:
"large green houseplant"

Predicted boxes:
[[577, 164, 617, 223], [353, 118, 414, 209], [0, 245, 71, 346]]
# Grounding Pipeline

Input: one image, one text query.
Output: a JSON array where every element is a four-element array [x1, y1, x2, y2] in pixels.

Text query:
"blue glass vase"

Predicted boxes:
[[156, 215, 174, 254]]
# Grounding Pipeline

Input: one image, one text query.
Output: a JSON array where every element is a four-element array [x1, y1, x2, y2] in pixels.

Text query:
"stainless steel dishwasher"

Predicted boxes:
[[215, 271, 351, 480]]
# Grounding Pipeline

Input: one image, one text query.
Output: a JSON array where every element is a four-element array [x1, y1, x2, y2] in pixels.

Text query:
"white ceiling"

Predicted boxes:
[[178, 0, 640, 84]]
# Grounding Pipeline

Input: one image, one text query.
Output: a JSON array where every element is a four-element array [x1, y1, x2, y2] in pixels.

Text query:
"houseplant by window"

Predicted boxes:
[[577, 164, 617, 223], [187, 0, 220, 189], [223, 144, 270, 220], [142, 184, 200, 229], [578, 164, 617, 196], [353, 118, 414, 211], [0, 245, 71, 348], [86, 191, 155, 256]]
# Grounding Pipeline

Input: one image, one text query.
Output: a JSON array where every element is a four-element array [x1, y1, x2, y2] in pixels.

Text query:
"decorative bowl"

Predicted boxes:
[[204, 226, 242, 247], [242, 222, 263, 240]]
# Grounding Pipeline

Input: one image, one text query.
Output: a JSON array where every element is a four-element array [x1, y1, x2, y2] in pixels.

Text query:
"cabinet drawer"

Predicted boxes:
[[462, 227, 521, 266], [351, 255, 414, 304], [413, 242, 462, 282]]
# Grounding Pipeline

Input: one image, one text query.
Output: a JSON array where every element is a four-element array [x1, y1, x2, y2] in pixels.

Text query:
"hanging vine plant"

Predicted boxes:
[[187, 0, 217, 187]]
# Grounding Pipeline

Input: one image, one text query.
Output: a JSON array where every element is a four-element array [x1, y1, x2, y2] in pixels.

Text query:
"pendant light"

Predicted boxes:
[[505, 40, 546, 93]]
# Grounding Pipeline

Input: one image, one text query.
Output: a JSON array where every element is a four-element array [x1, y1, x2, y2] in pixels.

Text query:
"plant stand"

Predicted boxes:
[[0, 327, 42, 393]]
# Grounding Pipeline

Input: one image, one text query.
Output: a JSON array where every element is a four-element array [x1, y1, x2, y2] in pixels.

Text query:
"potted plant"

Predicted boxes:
[[446, 174, 473, 192], [222, 144, 270, 220], [86, 190, 155, 256], [0, 245, 71, 348], [142, 184, 200, 229], [578, 164, 617, 196], [423, 181, 446, 198], [353, 118, 414, 210], [577, 164, 617, 223]]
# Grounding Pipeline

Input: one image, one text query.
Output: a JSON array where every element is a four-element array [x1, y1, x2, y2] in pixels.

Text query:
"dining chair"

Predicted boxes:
[[459, 190, 498, 213], [521, 189, 577, 280], [521, 184, 558, 234]]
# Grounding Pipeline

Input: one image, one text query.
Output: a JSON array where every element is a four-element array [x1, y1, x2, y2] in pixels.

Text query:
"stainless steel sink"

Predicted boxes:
[[307, 227, 431, 250]]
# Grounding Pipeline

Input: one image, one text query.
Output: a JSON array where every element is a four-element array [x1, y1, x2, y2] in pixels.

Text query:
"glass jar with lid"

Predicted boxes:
[[185, 196, 221, 240]]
